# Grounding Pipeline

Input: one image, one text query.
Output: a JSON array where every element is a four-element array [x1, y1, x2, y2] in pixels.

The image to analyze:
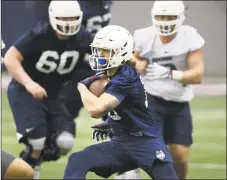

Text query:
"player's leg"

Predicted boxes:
[[1, 150, 34, 180], [114, 94, 166, 180], [134, 136, 178, 179], [63, 141, 137, 179], [168, 144, 190, 179], [44, 99, 76, 161], [149, 160, 178, 179], [63, 144, 111, 179], [7, 81, 47, 178], [164, 102, 193, 179]]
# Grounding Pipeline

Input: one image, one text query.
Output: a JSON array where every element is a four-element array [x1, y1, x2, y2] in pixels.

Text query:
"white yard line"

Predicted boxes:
[[192, 84, 226, 96], [193, 130, 226, 137], [192, 143, 226, 151], [189, 163, 226, 169]]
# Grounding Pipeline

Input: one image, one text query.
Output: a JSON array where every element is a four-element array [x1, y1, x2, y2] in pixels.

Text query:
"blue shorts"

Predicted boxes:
[[7, 81, 75, 142], [147, 94, 193, 146]]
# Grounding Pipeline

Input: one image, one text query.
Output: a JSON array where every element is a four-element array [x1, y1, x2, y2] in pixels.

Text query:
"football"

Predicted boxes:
[[89, 75, 109, 97]]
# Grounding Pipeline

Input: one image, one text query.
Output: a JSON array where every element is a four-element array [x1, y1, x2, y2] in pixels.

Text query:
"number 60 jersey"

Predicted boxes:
[[133, 25, 205, 102], [13, 22, 93, 97]]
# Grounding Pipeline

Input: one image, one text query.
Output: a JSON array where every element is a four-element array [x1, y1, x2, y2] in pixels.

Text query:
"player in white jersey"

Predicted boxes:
[[133, 1, 205, 179]]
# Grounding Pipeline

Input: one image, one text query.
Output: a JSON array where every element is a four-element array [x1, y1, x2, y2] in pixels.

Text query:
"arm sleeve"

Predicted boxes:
[[188, 27, 205, 52], [105, 79, 128, 103], [133, 27, 156, 59], [13, 30, 38, 58]]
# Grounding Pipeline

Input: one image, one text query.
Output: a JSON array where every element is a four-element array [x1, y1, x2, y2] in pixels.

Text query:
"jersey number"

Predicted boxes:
[[36, 50, 79, 74], [86, 13, 111, 34], [152, 56, 177, 71]]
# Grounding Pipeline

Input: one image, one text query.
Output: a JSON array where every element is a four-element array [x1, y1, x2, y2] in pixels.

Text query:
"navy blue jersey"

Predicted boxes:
[[105, 64, 160, 137], [13, 22, 93, 97], [78, 0, 112, 36]]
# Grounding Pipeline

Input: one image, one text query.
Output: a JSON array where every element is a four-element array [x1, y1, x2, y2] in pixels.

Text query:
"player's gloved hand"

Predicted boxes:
[[24, 80, 48, 99], [145, 62, 172, 80], [91, 121, 113, 141], [79, 71, 107, 88]]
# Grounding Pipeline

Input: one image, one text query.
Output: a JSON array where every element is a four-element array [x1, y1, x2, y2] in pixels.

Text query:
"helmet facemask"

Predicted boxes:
[[50, 16, 82, 36], [89, 46, 120, 71], [151, 1, 186, 36], [152, 14, 185, 36]]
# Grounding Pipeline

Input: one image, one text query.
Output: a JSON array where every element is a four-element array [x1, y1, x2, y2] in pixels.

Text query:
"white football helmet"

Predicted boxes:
[[151, 1, 185, 36], [49, 1, 83, 36], [89, 25, 133, 71]]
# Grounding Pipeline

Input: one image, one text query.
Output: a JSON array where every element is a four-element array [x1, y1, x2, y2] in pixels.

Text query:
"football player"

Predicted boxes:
[[4, 1, 93, 179], [63, 25, 178, 180], [133, 1, 205, 179]]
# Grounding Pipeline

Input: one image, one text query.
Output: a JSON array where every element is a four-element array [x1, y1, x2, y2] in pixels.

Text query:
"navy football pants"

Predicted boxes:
[[63, 136, 178, 179], [7, 81, 75, 141]]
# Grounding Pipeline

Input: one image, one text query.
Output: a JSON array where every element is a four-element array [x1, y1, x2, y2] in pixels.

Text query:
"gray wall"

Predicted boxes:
[[110, 1, 226, 76]]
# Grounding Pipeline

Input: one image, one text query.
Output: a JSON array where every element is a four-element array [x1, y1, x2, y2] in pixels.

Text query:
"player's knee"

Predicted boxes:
[[28, 137, 46, 151], [67, 152, 83, 168], [68, 150, 90, 167], [68, 152, 79, 161], [18, 159, 34, 179], [64, 152, 89, 179], [5, 158, 34, 179], [19, 137, 46, 168], [20, 161, 34, 179], [56, 131, 74, 154]]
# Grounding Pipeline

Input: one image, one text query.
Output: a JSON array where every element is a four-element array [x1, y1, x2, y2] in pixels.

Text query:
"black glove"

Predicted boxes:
[[79, 71, 106, 88], [91, 121, 113, 141]]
